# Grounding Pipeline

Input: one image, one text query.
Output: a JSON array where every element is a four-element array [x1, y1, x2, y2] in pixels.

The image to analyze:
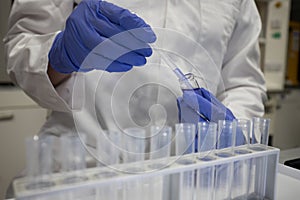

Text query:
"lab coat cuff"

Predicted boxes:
[[45, 33, 84, 111], [54, 73, 85, 111]]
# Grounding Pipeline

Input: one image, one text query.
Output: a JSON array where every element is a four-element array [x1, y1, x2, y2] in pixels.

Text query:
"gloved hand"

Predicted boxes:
[[177, 88, 245, 149], [177, 88, 235, 123], [49, 0, 156, 73]]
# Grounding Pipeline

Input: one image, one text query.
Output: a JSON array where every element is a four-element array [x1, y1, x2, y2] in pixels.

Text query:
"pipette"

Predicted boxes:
[[153, 46, 193, 89], [153, 45, 210, 122]]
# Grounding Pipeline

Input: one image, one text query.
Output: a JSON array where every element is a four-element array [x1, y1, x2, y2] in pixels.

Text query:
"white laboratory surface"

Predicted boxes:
[[276, 163, 300, 200], [0, 87, 47, 200], [276, 147, 300, 199]]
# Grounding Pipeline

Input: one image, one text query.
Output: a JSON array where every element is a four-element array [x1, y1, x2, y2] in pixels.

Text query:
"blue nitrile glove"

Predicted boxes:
[[177, 88, 245, 149], [177, 88, 235, 123], [49, 0, 156, 73]]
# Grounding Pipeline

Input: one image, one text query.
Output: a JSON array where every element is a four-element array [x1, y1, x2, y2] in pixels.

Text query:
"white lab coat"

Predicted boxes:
[[4, 0, 266, 148]]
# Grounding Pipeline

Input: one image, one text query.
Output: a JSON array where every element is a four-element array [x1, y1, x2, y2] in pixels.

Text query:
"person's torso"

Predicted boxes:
[[46, 0, 242, 143]]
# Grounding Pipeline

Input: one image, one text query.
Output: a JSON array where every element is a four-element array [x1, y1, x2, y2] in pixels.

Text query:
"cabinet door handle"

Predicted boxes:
[[0, 111, 14, 121]]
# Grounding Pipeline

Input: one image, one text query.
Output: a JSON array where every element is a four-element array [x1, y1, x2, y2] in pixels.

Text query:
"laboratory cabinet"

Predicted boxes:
[[256, 0, 291, 91], [255, 0, 300, 150], [0, 87, 47, 200]]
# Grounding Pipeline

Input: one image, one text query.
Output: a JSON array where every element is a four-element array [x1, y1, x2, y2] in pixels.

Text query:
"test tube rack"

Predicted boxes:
[[13, 144, 279, 200]]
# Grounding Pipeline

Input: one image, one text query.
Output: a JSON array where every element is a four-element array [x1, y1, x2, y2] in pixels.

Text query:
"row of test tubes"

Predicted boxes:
[[18, 117, 272, 200]]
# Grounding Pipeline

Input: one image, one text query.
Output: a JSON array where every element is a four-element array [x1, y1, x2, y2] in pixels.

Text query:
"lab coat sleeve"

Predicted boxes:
[[4, 0, 81, 112], [218, 0, 267, 119]]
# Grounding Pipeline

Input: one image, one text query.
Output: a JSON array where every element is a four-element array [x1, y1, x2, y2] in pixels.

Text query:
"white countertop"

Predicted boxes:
[[276, 163, 300, 200]]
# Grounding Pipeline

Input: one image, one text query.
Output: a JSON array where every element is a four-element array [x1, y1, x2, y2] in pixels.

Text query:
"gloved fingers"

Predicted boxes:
[[183, 90, 232, 122], [64, 14, 106, 56], [199, 88, 223, 108], [199, 88, 236, 121], [182, 90, 202, 111], [91, 37, 147, 67], [191, 88, 203, 96], [116, 52, 147, 66], [186, 87, 217, 106], [49, 32, 84, 73], [225, 109, 235, 121], [105, 61, 133, 72], [178, 92, 229, 124], [79, 52, 133, 72], [66, 22, 148, 71], [50, 0, 149, 74], [98, 1, 156, 43], [182, 91, 213, 121], [110, 30, 153, 57], [177, 97, 205, 123], [98, 1, 137, 26], [70, 0, 154, 58], [70, 15, 153, 60], [93, 24, 153, 57]]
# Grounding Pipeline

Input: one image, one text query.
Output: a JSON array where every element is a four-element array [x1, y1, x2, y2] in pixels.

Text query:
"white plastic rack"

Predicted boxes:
[[13, 144, 279, 200]]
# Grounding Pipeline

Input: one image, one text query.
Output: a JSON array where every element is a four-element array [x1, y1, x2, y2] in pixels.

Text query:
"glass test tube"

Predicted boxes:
[[60, 134, 89, 200], [122, 127, 146, 164], [149, 126, 172, 160], [97, 130, 121, 166], [122, 127, 146, 200], [25, 135, 54, 190], [175, 123, 196, 200], [237, 119, 251, 148], [175, 123, 196, 155], [217, 120, 237, 150], [252, 117, 270, 147], [60, 134, 86, 173], [231, 119, 252, 200], [248, 117, 271, 199], [147, 126, 172, 200], [96, 131, 121, 200], [198, 122, 217, 153], [214, 120, 236, 200], [196, 122, 217, 200]]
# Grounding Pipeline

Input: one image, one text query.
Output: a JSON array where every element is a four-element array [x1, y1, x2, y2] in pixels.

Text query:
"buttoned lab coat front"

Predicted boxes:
[[4, 0, 266, 149]]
